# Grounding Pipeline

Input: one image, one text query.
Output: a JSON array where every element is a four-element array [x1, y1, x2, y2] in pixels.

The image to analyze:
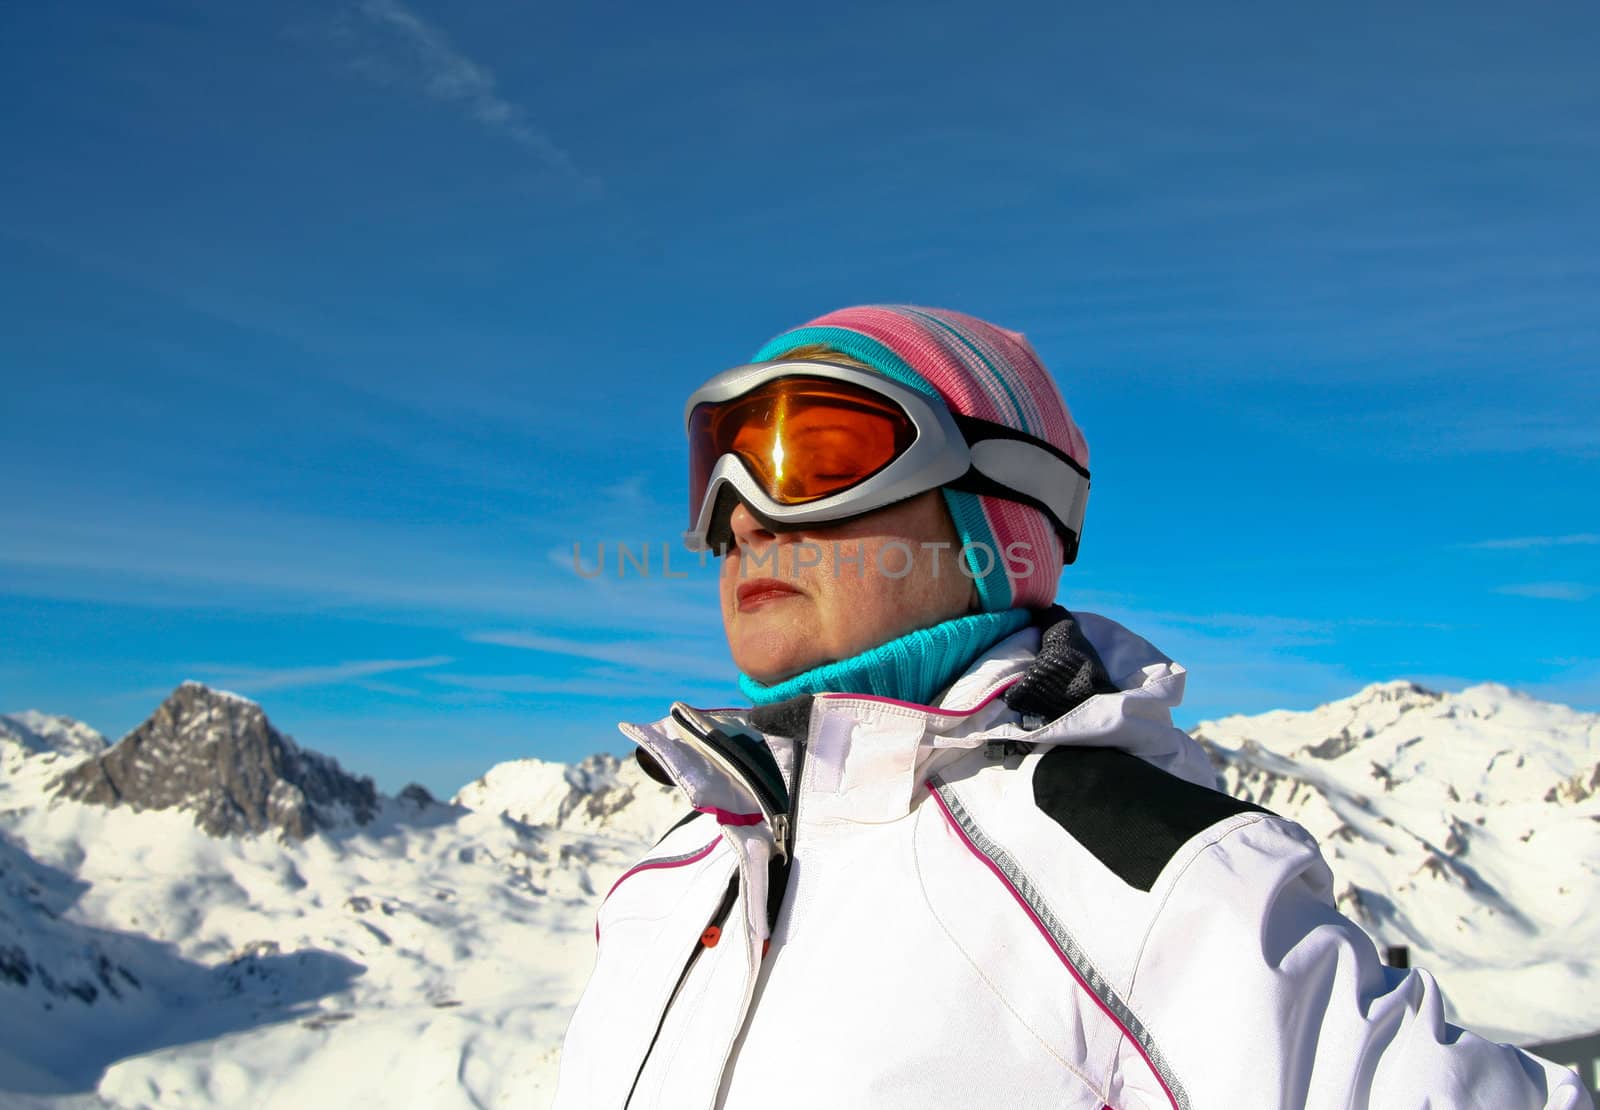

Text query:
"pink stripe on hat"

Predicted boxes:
[[755, 304, 1088, 610]]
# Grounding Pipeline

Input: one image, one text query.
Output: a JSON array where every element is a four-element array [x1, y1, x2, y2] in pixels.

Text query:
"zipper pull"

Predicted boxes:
[[770, 814, 790, 862]]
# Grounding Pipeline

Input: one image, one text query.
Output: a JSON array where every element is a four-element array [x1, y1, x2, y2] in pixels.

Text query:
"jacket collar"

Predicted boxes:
[[621, 611, 1216, 833]]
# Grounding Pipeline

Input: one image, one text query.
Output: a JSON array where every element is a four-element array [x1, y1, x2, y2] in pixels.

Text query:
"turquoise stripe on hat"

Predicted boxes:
[[898, 305, 1031, 433], [754, 326, 940, 398], [943, 491, 1010, 610], [754, 325, 1011, 611]]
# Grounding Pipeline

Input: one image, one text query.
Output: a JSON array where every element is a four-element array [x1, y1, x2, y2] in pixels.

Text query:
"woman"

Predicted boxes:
[[554, 305, 1587, 1109]]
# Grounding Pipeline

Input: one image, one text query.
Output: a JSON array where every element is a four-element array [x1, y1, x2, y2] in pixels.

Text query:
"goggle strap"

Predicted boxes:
[[945, 468, 1086, 564], [947, 415, 1090, 565], [950, 414, 1090, 480]]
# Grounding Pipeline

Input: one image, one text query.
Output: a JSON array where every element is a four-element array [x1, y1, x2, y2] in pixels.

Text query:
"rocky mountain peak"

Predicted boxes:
[[1346, 679, 1443, 711], [51, 682, 377, 840]]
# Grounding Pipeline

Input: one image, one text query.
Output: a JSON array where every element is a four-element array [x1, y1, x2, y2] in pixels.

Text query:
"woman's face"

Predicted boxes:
[[720, 491, 978, 683]]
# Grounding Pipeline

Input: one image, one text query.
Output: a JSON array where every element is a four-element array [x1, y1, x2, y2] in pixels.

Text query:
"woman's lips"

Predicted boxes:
[[736, 578, 802, 612]]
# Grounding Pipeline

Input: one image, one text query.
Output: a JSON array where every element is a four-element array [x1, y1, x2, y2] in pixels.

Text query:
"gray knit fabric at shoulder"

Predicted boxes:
[[749, 695, 814, 740], [1002, 606, 1120, 723]]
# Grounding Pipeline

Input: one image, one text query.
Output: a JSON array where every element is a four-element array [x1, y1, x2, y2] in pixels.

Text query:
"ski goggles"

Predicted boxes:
[[684, 360, 1090, 562]]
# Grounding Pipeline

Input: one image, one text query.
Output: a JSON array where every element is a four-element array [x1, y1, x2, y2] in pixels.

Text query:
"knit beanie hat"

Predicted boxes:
[[754, 304, 1089, 611]]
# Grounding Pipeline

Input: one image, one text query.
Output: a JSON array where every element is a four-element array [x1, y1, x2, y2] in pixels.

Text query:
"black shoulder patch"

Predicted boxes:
[[1031, 746, 1271, 892]]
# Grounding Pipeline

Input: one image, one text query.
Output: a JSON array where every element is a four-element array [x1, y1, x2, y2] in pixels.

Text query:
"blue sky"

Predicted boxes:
[[3, 1, 1597, 797]]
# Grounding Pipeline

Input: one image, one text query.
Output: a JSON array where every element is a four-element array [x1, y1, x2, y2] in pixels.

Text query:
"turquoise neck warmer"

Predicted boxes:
[[738, 608, 1032, 707]]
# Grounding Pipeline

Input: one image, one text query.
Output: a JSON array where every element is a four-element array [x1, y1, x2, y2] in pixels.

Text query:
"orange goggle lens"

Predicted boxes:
[[689, 376, 919, 518]]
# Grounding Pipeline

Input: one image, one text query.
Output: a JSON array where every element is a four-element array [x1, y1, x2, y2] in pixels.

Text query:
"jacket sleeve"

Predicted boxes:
[[1114, 814, 1592, 1110]]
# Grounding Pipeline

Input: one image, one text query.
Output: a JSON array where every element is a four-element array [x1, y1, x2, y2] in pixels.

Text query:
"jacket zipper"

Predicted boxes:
[[668, 703, 792, 862], [634, 703, 810, 1106], [623, 873, 740, 1109], [668, 703, 806, 938], [766, 735, 805, 935], [702, 726, 808, 1109]]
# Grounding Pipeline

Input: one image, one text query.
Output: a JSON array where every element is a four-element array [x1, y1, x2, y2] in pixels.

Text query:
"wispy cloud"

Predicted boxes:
[[426, 669, 731, 701], [0, 482, 719, 630], [467, 630, 731, 683], [1538, 656, 1595, 668], [1111, 608, 1350, 649], [1463, 533, 1600, 550], [163, 655, 455, 696], [1076, 598, 1466, 726], [1525, 657, 1600, 712], [1367, 410, 1600, 459], [346, 0, 593, 186], [1493, 582, 1596, 602], [353, 678, 427, 697]]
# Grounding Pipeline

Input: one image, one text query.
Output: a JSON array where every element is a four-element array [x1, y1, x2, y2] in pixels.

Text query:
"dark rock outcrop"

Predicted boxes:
[[1303, 727, 1362, 761], [1545, 760, 1600, 805], [397, 783, 436, 808], [52, 682, 376, 840]]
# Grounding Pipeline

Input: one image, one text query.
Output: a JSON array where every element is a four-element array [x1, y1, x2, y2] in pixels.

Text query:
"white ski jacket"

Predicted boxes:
[[555, 612, 1589, 1109]]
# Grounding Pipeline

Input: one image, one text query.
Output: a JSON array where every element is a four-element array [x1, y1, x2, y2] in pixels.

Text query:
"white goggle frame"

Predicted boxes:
[[683, 360, 1089, 563]]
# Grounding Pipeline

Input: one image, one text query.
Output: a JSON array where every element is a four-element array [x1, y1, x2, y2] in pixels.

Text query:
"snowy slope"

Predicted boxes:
[[0, 689, 680, 1109], [2, 679, 1597, 1107], [1194, 680, 1600, 1043], [1, 711, 107, 761], [451, 751, 683, 840]]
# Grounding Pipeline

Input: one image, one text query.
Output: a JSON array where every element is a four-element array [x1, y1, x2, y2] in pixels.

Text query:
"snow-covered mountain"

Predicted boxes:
[[1, 711, 107, 761], [0, 685, 680, 1108], [53, 682, 378, 840], [1193, 679, 1600, 1044], [1, 678, 1596, 1107], [451, 751, 681, 840]]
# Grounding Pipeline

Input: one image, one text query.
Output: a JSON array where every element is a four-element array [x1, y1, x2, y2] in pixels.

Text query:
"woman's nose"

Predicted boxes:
[[728, 501, 775, 547]]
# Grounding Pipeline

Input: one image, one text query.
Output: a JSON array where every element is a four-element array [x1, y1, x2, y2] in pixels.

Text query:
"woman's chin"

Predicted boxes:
[[738, 657, 815, 686], [731, 631, 826, 686]]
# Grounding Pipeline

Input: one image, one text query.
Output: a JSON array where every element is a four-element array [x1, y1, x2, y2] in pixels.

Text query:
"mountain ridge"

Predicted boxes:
[[2, 677, 1597, 1104], [48, 681, 378, 840], [1191, 679, 1600, 1043], [0, 711, 108, 761]]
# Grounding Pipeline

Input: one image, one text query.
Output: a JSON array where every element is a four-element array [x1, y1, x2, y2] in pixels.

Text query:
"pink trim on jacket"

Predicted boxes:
[[595, 838, 720, 943], [818, 676, 1021, 718], [928, 787, 1179, 1110], [695, 806, 763, 826]]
